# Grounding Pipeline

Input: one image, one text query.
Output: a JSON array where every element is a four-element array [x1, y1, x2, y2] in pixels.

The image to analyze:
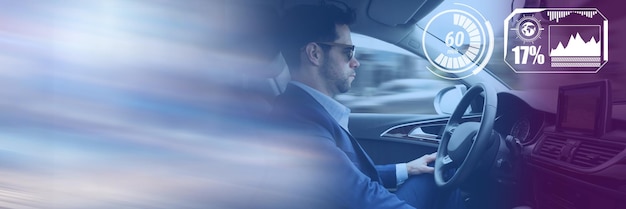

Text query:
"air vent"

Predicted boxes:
[[536, 136, 568, 160], [570, 141, 625, 168]]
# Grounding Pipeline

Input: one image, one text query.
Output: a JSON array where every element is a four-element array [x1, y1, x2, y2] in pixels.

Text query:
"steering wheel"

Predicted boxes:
[[434, 83, 498, 190]]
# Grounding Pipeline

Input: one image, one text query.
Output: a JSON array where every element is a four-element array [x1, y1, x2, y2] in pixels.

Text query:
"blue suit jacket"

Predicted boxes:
[[272, 84, 414, 209]]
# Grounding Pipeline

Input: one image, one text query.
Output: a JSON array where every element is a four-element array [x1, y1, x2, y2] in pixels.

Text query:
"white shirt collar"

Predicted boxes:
[[290, 81, 351, 132]]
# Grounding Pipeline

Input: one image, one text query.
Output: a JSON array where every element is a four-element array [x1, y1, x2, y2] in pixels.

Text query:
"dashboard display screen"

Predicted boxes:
[[556, 80, 611, 136]]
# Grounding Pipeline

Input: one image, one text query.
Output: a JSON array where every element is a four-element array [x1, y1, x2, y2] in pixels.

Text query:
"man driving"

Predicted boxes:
[[271, 3, 465, 209]]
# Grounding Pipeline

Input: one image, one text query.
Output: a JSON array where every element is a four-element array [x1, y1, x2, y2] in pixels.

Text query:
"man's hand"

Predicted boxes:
[[406, 152, 437, 175]]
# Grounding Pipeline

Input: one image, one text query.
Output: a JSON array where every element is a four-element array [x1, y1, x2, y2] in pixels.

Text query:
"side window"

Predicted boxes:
[[335, 33, 464, 114]]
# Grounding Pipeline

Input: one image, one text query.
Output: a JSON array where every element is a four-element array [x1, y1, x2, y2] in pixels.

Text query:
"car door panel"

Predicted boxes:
[[349, 113, 481, 165], [349, 113, 444, 164]]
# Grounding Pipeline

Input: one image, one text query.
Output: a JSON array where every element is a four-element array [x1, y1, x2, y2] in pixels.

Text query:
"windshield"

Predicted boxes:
[[339, 33, 463, 114]]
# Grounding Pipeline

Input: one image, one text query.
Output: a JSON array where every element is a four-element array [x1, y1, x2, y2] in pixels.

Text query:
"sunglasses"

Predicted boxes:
[[316, 42, 356, 61]]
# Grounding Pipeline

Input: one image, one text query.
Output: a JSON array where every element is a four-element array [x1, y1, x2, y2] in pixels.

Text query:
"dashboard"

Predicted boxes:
[[497, 91, 626, 209], [378, 90, 626, 209]]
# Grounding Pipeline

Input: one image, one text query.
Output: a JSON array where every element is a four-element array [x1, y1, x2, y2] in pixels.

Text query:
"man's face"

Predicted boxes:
[[320, 24, 360, 94]]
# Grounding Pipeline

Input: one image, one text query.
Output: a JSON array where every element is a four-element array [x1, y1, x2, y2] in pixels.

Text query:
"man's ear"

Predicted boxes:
[[304, 43, 323, 66]]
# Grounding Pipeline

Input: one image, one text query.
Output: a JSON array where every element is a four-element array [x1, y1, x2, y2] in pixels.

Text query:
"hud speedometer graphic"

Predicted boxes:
[[422, 3, 494, 80], [504, 8, 609, 73]]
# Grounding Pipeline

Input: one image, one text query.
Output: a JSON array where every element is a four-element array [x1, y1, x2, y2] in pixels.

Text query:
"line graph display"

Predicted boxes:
[[549, 26, 601, 67], [550, 32, 600, 57], [504, 8, 608, 73]]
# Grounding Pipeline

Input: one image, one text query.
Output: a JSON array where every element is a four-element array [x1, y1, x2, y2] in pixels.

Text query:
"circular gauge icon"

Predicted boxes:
[[422, 3, 494, 80], [513, 15, 543, 43]]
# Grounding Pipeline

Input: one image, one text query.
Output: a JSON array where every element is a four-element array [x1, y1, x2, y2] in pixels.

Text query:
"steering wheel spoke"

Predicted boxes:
[[444, 124, 458, 136], [441, 154, 453, 165], [434, 83, 497, 190]]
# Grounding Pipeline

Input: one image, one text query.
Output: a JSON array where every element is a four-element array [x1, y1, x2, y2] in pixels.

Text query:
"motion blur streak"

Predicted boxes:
[[0, 0, 313, 208]]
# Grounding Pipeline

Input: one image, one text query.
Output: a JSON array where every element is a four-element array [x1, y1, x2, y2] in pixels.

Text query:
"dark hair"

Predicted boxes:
[[280, 4, 356, 70]]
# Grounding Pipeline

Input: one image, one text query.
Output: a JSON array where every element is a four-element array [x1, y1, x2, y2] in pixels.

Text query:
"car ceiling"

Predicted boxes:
[[233, 0, 443, 56]]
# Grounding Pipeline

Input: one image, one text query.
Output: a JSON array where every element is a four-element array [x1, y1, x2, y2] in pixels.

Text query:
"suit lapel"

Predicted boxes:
[[339, 127, 380, 181]]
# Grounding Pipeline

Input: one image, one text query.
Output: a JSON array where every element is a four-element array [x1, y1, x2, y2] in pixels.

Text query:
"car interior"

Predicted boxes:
[[233, 0, 626, 209]]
